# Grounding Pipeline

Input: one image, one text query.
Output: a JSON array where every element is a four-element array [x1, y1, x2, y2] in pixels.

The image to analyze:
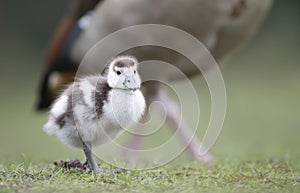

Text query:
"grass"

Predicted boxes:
[[0, 159, 299, 193]]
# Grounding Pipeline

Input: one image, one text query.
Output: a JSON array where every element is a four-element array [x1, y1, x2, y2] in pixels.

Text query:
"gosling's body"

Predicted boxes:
[[44, 77, 145, 148], [43, 56, 145, 173]]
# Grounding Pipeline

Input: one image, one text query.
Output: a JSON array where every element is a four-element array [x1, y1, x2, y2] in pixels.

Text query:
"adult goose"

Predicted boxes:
[[37, 0, 272, 162]]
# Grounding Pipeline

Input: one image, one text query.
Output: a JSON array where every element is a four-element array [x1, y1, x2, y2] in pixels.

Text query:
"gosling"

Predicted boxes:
[[43, 55, 146, 174]]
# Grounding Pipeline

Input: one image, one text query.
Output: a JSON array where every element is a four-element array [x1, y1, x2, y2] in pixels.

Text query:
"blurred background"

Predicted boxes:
[[0, 0, 299, 164]]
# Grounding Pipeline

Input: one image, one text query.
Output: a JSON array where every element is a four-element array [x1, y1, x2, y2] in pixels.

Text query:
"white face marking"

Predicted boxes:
[[79, 79, 95, 108], [107, 56, 141, 90], [51, 95, 68, 117]]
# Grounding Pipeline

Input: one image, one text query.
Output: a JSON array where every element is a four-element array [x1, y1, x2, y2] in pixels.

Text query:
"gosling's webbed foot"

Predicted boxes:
[[53, 158, 126, 175]]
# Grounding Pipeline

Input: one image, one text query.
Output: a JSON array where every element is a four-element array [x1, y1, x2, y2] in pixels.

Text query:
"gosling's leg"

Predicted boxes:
[[82, 142, 99, 174]]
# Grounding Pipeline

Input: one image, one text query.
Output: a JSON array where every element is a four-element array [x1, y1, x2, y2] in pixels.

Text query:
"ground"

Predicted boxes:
[[0, 159, 299, 193]]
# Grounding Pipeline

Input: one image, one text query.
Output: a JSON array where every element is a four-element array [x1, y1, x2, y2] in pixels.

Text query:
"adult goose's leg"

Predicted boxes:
[[157, 90, 212, 162]]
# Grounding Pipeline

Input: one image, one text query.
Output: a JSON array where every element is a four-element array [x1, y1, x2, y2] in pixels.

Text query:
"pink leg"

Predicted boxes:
[[157, 90, 212, 162], [124, 88, 212, 162], [123, 114, 148, 151]]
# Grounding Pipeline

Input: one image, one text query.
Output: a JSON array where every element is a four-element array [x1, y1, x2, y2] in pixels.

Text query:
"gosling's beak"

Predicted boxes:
[[123, 76, 139, 91]]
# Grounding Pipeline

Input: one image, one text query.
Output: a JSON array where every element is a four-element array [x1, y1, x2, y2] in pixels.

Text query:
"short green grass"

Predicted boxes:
[[1, 159, 299, 193]]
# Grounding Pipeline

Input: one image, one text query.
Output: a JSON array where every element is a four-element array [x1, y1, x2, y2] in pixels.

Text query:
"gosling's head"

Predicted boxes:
[[106, 56, 141, 91]]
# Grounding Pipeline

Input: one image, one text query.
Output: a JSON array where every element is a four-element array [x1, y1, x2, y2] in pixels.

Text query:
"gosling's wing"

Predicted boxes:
[[43, 89, 71, 135]]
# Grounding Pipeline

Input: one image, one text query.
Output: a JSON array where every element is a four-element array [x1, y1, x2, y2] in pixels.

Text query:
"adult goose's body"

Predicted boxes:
[[71, 0, 272, 70]]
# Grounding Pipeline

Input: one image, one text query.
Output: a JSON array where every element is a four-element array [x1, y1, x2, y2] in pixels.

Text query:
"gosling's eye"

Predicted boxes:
[[116, 70, 121, 75], [134, 70, 136, 74]]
